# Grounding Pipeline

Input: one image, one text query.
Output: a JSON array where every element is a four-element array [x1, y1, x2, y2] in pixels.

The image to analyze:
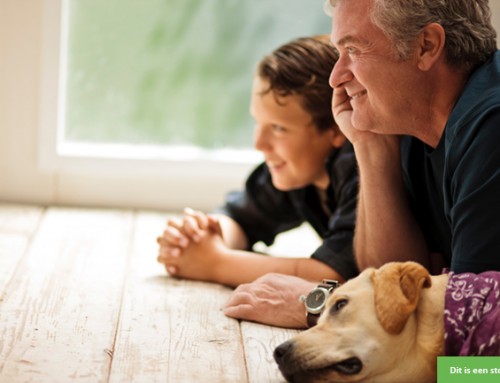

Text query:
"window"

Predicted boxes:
[[38, 0, 331, 210]]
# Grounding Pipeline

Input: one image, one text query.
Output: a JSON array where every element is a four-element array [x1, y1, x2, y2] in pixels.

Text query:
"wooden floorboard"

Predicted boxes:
[[242, 322, 299, 383], [0, 204, 44, 293], [0, 207, 134, 382], [109, 211, 247, 383], [0, 205, 301, 382]]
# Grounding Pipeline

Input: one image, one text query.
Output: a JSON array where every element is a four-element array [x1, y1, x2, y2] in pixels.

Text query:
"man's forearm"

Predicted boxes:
[[352, 136, 430, 270]]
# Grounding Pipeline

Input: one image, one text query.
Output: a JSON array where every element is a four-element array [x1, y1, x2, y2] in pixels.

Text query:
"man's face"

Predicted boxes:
[[328, 0, 419, 135]]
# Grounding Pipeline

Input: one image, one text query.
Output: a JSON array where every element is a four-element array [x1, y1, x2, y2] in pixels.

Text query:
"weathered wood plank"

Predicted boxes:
[[241, 321, 300, 383], [0, 206, 312, 382], [110, 211, 247, 383], [0, 207, 134, 383], [0, 204, 44, 236], [0, 204, 44, 293]]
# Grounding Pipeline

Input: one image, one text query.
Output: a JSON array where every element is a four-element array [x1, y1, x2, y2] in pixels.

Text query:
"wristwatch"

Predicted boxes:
[[300, 279, 340, 328]]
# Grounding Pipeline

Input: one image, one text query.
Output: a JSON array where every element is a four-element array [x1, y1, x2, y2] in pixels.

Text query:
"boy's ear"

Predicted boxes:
[[329, 125, 347, 148], [416, 23, 446, 71]]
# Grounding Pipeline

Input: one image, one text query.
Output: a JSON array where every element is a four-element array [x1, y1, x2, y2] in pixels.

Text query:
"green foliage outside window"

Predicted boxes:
[[64, 0, 331, 149]]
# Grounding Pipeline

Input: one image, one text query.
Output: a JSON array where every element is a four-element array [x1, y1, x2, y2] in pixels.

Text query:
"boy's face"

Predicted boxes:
[[250, 77, 343, 191]]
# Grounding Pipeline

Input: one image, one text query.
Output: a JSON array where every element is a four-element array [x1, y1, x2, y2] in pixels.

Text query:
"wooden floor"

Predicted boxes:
[[0, 204, 305, 383]]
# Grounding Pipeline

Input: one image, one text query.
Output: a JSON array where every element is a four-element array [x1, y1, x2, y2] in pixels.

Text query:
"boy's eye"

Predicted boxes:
[[272, 125, 286, 133]]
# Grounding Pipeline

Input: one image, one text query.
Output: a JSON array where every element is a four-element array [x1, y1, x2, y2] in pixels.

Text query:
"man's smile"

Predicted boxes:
[[349, 90, 367, 101]]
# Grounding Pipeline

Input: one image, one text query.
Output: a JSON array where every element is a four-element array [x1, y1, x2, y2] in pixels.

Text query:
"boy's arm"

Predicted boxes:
[[160, 229, 344, 287], [157, 211, 248, 259]]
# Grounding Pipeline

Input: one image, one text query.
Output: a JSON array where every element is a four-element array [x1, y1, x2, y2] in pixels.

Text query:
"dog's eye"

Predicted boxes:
[[332, 299, 348, 312]]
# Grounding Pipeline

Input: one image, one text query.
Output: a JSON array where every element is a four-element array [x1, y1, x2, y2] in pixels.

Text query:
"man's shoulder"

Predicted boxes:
[[450, 50, 500, 122]]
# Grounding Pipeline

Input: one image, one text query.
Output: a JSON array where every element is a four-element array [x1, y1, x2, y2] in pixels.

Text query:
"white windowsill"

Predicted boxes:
[[39, 141, 261, 178]]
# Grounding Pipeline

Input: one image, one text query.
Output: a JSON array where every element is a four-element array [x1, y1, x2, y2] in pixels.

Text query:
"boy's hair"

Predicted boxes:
[[257, 35, 338, 132]]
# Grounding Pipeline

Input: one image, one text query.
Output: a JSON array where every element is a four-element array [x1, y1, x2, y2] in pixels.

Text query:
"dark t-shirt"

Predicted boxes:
[[402, 50, 500, 273], [217, 142, 359, 280]]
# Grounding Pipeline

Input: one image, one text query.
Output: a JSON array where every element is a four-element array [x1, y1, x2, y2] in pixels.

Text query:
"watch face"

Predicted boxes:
[[305, 288, 328, 314]]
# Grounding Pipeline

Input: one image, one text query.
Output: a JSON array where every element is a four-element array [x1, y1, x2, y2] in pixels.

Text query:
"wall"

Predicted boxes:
[[0, 1, 54, 204]]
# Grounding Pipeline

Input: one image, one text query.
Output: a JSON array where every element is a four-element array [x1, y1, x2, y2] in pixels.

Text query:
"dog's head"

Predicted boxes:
[[274, 262, 432, 383]]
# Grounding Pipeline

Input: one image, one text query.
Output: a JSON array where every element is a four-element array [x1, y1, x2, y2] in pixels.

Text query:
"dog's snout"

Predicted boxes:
[[274, 339, 295, 366], [274, 340, 301, 382]]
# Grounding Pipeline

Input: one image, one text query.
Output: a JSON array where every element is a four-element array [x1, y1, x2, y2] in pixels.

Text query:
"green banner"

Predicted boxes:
[[438, 357, 500, 382]]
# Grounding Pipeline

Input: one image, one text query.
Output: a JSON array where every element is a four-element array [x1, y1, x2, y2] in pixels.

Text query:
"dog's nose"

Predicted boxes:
[[273, 339, 295, 366]]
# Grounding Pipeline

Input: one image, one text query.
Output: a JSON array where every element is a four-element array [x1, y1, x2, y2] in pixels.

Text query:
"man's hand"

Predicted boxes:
[[332, 86, 382, 146], [223, 273, 316, 329], [332, 86, 356, 140]]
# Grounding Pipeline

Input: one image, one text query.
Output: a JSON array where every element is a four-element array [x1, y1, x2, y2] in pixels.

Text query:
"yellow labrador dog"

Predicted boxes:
[[274, 262, 446, 383]]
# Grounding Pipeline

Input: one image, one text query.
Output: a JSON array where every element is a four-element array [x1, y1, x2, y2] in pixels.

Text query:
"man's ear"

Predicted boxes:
[[416, 23, 446, 71], [372, 262, 432, 334]]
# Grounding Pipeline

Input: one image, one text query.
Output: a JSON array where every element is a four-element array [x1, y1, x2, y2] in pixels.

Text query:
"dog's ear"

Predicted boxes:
[[372, 262, 432, 334]]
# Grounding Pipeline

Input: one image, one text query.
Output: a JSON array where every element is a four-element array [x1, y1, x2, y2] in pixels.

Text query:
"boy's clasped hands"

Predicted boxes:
[[156, 207, 225, 282]]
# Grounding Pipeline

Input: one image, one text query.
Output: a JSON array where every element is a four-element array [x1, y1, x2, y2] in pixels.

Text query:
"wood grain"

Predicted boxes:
[[0, 206, 304, 382], [0, 207, 133, 382], [110, 211, 247, 383], [242, 321, 299, 383], [0, 204, 44, 293]]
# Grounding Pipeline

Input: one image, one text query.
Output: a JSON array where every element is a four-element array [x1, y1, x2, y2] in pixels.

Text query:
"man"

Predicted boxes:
[[224, 0, 500, 328]]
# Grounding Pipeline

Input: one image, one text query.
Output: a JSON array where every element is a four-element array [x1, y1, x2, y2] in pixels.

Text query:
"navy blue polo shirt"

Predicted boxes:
[[402, 50, 500, 274]]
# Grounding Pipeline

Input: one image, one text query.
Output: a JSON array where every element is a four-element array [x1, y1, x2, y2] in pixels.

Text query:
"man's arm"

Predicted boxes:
[[332, 86, 429, 270], [352, 135, 430, 270], [223, 273, 316, 329]]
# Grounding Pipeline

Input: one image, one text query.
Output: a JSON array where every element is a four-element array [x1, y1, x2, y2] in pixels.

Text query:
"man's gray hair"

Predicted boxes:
[[326, 0, 497, 73]]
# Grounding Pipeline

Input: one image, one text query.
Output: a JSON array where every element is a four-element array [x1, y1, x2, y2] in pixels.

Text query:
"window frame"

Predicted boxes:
[[37, 0, 260, 211]]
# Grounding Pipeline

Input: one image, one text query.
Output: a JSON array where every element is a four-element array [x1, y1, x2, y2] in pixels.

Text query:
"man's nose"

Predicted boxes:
[[329, 56, 353, 88]]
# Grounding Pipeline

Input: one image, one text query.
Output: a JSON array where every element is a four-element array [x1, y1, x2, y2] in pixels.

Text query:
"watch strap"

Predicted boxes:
[[306, 312, 320, 328]]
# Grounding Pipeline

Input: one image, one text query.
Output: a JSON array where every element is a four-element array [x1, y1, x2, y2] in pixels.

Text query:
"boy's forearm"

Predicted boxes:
[[213, 248, 343, 287], [213, 214, 249, 250]]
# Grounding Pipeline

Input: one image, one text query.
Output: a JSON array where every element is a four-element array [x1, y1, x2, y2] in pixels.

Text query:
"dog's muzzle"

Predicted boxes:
[[274, 340, 363, 382]]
